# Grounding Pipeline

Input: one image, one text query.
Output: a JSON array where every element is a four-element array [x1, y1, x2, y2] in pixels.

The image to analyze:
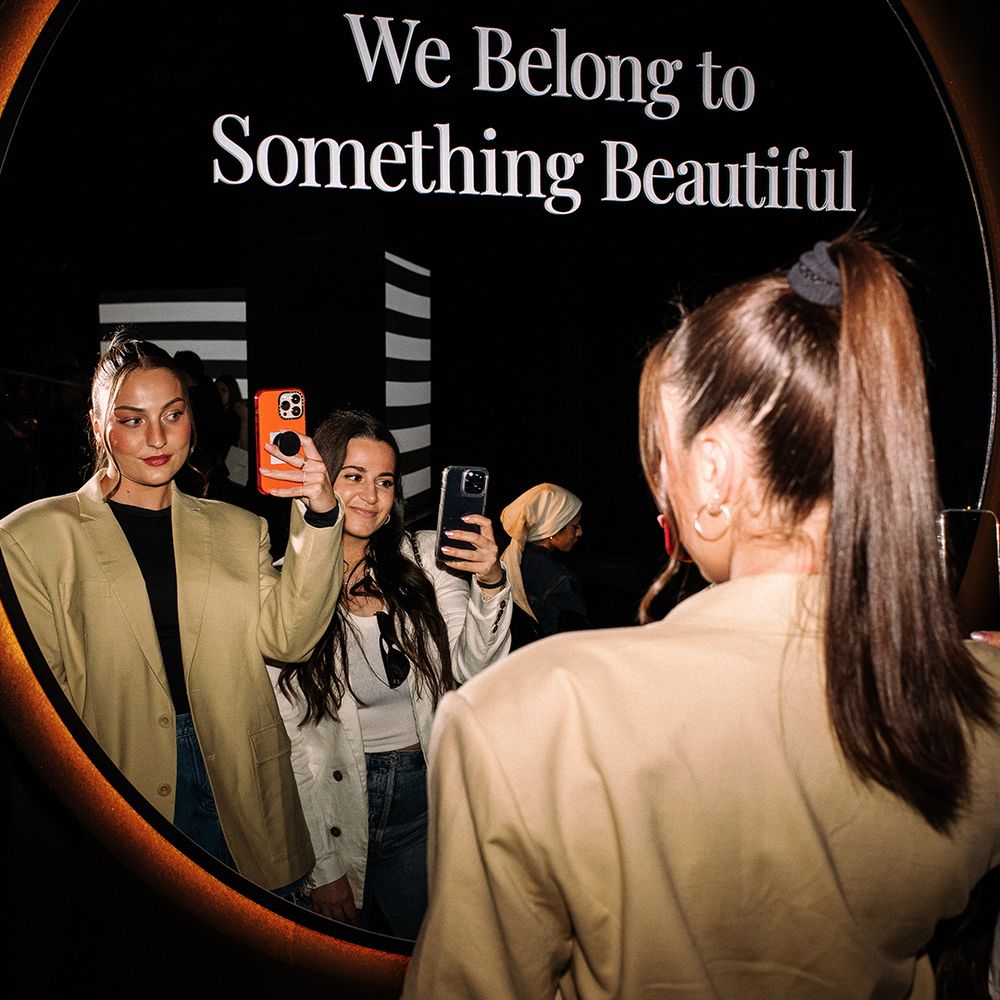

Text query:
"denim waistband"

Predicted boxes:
[[365, 747, 425, 772], [175, 711, 195, 737]]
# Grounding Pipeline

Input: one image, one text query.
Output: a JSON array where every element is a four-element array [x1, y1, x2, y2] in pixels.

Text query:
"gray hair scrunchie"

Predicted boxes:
[[788, 240, 842, 307]]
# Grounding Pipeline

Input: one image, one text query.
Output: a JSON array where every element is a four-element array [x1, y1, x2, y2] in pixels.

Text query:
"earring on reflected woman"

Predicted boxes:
[[693, 494, 732, 542], [657, 513, 693, 563]]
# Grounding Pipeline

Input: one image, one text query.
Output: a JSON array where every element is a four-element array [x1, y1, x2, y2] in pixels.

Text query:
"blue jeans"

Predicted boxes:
[[173, 712, 236, 869], [174, 714, 307, 898], [360, 748, 429, 939]]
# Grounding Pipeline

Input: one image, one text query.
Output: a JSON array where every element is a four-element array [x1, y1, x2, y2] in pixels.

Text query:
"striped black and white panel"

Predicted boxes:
[[98, 290, 247, 398], [385, 253, 432, 523]]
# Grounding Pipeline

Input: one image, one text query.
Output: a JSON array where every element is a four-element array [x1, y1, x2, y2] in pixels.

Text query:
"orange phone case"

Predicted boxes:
[[254, 388, 306, 494]]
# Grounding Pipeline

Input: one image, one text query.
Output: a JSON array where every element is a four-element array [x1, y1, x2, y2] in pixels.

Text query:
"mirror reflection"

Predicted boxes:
[[0, 0, 996, 959], [0, 337, 345, 900]]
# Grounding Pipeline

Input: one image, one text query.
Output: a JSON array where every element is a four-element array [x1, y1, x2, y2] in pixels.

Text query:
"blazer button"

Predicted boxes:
[[330, 826, 342, 837], [332, 770, 344, 781], [157, 784, 171, 797], [158, 715, 171, 728]]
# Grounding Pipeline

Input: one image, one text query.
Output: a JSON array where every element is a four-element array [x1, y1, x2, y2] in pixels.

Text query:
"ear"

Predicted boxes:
[[691, 421, 742, 505], [89, 409, 101, 444]]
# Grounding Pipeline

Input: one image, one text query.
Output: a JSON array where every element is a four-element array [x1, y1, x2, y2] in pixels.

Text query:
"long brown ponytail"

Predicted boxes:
[[824, 239, 994, 830], [638, 235, 995, 831]]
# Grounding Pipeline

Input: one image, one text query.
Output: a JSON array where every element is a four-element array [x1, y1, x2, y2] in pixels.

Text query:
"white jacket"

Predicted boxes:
[[268, 529, 512, 906]]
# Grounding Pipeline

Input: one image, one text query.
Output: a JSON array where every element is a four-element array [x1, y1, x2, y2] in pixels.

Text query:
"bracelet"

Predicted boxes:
[[476, 569, 507, 590]]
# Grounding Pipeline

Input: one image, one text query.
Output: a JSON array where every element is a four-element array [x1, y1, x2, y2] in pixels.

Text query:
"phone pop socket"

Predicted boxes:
[[273, 431, 301, 456]]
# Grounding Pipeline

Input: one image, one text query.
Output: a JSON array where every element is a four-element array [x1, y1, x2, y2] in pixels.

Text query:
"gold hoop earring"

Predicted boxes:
[[693, 498, 732, 542]]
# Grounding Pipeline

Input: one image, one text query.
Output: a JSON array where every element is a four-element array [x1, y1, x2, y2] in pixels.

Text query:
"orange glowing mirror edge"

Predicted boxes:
[[0, 561, 407, 998], [0, 1, 998, 996]]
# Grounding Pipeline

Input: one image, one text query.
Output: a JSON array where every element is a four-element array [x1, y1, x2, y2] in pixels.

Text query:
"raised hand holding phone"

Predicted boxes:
[[255, 388, 339, 513], [260, 434, 339, 514], [436, 466, 504, 588], [940, 507, 1000, 639]]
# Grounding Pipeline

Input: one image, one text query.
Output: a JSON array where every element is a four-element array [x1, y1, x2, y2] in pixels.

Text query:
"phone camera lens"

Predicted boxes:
[[279, 400, 289, 411], [290, 394, 301, 404], [291, 406, 302, 417]]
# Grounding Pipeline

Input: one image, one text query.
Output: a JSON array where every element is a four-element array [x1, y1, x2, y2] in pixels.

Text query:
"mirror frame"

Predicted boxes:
[[0, 2, 998, 995]]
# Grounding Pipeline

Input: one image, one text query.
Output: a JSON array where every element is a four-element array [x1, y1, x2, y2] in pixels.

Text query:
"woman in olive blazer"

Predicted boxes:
[[0, 335, 343, 891]]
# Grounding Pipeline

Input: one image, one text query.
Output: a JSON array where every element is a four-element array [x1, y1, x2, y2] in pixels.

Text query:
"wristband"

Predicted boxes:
[[476, 569, 507, 590]]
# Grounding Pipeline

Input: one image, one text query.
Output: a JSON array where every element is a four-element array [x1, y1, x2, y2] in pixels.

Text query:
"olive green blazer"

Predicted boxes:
[[405, 574, 1000, 999], [0, 474, 343, 890]]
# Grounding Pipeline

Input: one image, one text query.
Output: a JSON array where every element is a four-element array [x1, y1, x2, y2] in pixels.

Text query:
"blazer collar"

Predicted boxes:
[[170, 485, 211, 673], [664, 573, 825, 637], [75, 474, 211, 690], [76, 473, 169, 695]]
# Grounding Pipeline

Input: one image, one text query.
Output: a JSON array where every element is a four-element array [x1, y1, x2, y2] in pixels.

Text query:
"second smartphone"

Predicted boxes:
[[435, 466, 489, 561]]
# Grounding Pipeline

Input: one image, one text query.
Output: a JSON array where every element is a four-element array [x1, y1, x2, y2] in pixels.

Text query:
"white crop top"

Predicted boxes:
[[345, 612, 419, 752]]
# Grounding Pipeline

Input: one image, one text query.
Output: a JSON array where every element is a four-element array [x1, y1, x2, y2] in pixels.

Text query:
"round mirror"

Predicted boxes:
[[1, 1, 997, 994]]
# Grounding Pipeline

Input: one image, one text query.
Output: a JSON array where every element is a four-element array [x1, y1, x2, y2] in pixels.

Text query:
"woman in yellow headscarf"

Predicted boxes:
[[500, 483, 586, 645]]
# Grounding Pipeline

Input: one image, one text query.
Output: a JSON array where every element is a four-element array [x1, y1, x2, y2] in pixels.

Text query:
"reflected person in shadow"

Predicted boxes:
[[0, 334, 344, 895], [500, 483, 587, 648], [404, 236, 1000, 999]]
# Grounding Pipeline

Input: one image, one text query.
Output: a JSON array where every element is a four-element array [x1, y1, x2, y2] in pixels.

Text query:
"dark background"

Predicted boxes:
[[1, 1, 998, 995]]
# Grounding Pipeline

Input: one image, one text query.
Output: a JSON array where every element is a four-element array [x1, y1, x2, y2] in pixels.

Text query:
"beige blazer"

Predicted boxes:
[[0, 474, 343, 890], [404, 574, 1000, 999]]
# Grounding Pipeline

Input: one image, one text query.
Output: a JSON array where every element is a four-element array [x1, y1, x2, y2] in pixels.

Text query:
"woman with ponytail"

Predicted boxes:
[[271, 409, 511, 938], [403, 237, 1000, 1000]]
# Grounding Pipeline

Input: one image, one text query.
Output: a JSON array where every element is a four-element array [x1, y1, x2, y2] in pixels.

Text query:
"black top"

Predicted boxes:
[[109, 501, 189, 714]]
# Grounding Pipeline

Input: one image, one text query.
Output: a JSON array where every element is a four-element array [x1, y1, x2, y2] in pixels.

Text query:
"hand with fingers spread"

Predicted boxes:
[[440, 513, 504, 588], [260, 433, 341, 514]]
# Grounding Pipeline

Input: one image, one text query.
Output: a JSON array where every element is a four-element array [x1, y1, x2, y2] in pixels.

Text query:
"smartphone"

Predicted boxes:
[[254, 388, 306, 495], [435, 466, 489, 561], [938, 508, 1000, 634]]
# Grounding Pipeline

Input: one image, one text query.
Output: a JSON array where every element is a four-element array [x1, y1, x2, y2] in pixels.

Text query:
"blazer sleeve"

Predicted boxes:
[[0, 526, 70, 698], [267, 664, 349, 890], [415, 530, 512, 684], [256, 499, 344, 663], [402, 691, 571, 1000]]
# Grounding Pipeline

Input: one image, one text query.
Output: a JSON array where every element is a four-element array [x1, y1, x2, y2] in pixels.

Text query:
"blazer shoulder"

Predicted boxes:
[[0, 491, 86, 540], [459, 622, 647, 700], [177, 492, 263, 533], [967, 639, 1000, 687]]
